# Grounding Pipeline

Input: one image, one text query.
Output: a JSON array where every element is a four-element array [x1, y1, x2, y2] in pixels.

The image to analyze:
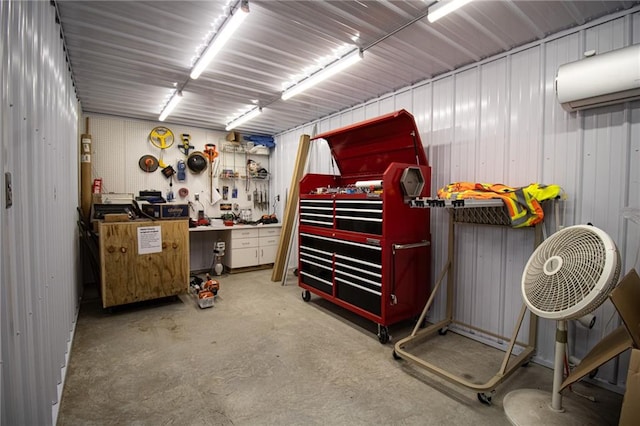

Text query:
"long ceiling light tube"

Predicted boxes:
[[159, 91, 183, 121], [226, 107, 262, 131], [281, 48, 363, 100], [190, 0, 250, 80], [427, 0, 473, 23]]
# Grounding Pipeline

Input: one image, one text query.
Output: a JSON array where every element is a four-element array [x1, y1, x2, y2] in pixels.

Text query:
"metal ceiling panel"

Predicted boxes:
[[56, 0, 639, 136]]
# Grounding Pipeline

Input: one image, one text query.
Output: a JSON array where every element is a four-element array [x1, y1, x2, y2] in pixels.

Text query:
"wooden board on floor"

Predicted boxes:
[[271, 134, 310, 282]]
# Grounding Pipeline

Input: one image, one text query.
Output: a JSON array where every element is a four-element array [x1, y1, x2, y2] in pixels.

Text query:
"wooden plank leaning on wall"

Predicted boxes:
[[271, 134, 310, 282]]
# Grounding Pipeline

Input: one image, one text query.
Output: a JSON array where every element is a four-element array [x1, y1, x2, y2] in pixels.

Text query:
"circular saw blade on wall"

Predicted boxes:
[[138, 154, 159, 172]]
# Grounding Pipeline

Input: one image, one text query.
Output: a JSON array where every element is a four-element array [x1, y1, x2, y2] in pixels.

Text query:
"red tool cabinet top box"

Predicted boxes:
[[297, 109, 432, 343]]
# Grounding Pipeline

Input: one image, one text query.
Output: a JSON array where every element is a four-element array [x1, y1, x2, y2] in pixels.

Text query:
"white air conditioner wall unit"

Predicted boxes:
[[555, 44, 640, 112]]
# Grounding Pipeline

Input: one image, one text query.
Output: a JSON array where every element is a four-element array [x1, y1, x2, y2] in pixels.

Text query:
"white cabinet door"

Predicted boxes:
[[258, 233, 279, 265], [229, 247, 259, 268], [259, 244, 278, 264]]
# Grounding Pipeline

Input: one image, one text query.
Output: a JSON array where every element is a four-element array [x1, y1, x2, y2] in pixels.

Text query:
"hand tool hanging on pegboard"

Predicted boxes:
[[204, 144, 220, 205], [80, 117, 92, 222], [179, 133, 194, 156], [139, 155, 159, 173], [253, 182, 258, 209], [148, 126, 175, 168]]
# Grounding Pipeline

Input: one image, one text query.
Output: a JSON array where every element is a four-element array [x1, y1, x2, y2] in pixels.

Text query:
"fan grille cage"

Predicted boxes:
[[522, 226, 619, 320]]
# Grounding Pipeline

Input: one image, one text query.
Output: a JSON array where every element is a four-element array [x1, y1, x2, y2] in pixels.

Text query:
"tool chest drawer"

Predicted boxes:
[[334, 239, 382, 314], [298, 233, 383, 304], [299, 233, 335, 295], [335, 199, 383, 235], [300, 199, 334, 228]]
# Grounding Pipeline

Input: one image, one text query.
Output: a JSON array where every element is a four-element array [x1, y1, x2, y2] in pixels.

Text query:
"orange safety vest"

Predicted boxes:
[[437, 182, 562, 228]]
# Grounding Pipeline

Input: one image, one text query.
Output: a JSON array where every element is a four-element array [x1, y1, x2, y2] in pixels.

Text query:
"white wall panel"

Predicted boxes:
[[508, 47, 543, 184], [365, 101, 380, 120], [274, 9, 640, 391], [394, 90, 412, 112], [503, 46, 545, 343], [351, 105, 365, 124], [379, 96, 395, 115], [450, 68, 481, 329], [429, 77, 455, 321]]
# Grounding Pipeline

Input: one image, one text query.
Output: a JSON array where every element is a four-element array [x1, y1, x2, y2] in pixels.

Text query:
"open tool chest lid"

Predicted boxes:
[[311, 109, 428, 178]]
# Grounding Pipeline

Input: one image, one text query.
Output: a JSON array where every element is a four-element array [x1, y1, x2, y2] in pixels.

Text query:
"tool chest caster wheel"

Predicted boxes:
[[392, 350, 401, 360], [378, 326, 389, 344], [301, 290, 311, 302], [477, 391, 494, 406], [438, 327, 448, 335]]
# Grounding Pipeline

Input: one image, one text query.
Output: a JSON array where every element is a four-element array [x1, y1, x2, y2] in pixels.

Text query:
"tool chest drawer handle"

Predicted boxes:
[[392, 241, 430, 251]]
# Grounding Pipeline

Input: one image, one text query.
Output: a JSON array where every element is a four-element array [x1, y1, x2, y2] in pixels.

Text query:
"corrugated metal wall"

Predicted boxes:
[[273, 9, 640, 391], [1, 1, 80, 424]]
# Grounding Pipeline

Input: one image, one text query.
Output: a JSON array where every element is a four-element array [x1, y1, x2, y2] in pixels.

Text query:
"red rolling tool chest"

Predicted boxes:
[[298, 110, 432, 343]]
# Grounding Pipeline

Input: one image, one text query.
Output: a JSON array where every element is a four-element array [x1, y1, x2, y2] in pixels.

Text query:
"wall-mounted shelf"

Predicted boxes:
[[218, 175, 270, 181]]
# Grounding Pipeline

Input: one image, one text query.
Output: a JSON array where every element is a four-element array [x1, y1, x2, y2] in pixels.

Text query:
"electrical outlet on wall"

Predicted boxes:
[[194, 192, 199, 201]]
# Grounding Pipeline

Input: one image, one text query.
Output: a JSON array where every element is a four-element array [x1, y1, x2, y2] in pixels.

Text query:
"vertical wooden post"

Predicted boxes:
[[271, 134, 311, 282], [80, 117, 92, 222]]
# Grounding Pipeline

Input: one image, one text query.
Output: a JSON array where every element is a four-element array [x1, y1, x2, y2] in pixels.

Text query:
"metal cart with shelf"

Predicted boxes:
[[393, 198, 542, 404]]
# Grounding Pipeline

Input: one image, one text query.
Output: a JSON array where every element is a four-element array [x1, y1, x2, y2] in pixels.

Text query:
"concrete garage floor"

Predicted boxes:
[[58, 269, 623, 425]]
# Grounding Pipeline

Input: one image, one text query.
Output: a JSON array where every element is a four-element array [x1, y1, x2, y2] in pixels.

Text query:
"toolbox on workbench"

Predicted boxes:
[[141, 203, 189, 219]]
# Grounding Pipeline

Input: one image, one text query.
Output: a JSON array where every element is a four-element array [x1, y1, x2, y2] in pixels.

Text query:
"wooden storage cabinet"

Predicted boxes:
[[99, 220, 189, 308], [223, 226, 281, 270]]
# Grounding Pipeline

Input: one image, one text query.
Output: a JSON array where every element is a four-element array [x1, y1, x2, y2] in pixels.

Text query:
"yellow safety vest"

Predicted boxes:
[[437, 182, 563, 228]]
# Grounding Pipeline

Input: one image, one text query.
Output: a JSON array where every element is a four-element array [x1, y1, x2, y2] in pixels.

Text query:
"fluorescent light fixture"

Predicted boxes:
[[226, 107, 262, 131], [427, 0, 473, 23], [159, 91, 183, 121], [281, 49, 363, 101], [190, 0, 249, 80]]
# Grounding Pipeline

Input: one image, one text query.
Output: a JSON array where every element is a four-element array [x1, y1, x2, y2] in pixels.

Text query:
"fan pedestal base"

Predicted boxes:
[[504, 389, 602, 426]]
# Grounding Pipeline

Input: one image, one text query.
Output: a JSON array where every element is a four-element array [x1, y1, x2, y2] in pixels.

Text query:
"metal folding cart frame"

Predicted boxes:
[[393, 198, 542, 405]]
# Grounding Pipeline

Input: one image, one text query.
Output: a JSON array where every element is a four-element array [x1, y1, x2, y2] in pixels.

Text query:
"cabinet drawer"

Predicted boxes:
[[234, 238, 258, 249], [259, 236, 279, 247], [259, 227, 281, 237], [231, 228, 259, 240]]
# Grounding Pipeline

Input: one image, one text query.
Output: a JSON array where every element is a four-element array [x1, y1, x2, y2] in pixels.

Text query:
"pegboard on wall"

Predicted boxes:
[[87, 113, 274, 222]]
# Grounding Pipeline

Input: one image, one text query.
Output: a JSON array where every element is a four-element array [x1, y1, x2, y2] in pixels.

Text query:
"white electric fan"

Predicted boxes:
[[504, 224, 620, 425]]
